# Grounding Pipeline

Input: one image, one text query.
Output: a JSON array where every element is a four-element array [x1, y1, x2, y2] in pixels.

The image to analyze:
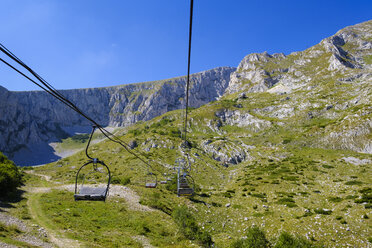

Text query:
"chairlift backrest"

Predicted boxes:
[[145, 172, 157, 188], [74, 160, 111, 201]]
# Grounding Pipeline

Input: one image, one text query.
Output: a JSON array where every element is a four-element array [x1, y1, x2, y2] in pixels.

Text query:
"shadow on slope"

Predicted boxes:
[[11, 143, 62, 167], [9, 126, 93, 167]]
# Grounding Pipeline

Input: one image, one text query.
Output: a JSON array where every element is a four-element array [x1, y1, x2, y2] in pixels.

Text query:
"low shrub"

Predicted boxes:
[[314, 208, 332, 215], [165, 176, 178, 193], [211, 202, 222, 207], [111, 176, 131, 185], [0, 152, 22, 197], [276, 198, 297, 208], [231, 226, 269, 248], [274, 232, 316, 248], [140, 192, 172, 214], [328, 196, 343, 202], [345, 180, 363, 185], [232, 230, 319, 248], [172, 206, 213, 247], [70, 133, 89, 143]]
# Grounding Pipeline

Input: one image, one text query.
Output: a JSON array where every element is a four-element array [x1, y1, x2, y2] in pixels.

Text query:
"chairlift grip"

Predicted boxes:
[[85, 126, 96, 160]]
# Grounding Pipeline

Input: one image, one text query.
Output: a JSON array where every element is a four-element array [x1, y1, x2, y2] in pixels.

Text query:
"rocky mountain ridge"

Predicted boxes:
[[222, 20, 372, 155], [0, 66, 235, 162], [1, 19, 372, 166]]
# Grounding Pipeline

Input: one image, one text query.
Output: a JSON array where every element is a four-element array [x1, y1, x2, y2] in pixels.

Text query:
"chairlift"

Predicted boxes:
[[74, 159, 111, 201], [177, 173, 195, 196], [145, 172, 157, 188], [174, 157, 194, 196], [74, 125, 111, 201]]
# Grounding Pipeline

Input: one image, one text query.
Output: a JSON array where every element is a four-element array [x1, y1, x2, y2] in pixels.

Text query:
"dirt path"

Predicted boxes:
[[0, 241, 18, 248], [27, 170, 52, 182], [27, 193, 81, 248], [26, 183, 153, 212], [26, 169, 152, 212], [0, 208, 54, 248], [22, 170, 154, 248]]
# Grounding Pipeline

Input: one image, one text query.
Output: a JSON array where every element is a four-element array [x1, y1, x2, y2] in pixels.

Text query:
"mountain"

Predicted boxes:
[[0, 66, 235, 164], [1, 20, 371, 248], [224, 19, 372, 155]]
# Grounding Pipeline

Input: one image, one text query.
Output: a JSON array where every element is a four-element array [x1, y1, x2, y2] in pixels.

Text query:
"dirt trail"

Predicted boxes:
[[26, 183, 152, 212], [27, 170, 52, 182], [0, 241, 18, 248], [0, 207, 54, 248], [27, 193, 81, 248], [21, 170, 154, 248], [26, 168, 152, 212]]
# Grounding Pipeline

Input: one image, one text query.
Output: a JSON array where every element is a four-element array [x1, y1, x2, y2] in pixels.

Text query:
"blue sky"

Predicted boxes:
[[0, 0, 371, 91]]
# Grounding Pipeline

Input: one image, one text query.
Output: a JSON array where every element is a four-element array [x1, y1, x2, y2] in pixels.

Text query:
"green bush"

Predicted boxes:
[[345, 180, 363, 185], [165, 176, 178, 193], [231, 226, 269, 248], [274, 232, 315, 248], [232, 230, 319, 248], [141, 192, 172, 215], [276, 197, 297, 208], [328, 196, 343, 202], [314, 208, 332, 215], [70, 133, 89, 143], [0, 152, 22, 197], [355, 187, 372, 205], [172, 205, 213, 247], [121, 176, 131, 185], [168, 128, 181, 138], [111, 176, 131, 185]]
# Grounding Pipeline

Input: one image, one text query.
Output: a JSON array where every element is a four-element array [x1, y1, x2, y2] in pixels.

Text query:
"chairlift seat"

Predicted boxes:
[[74, 159, 111, 202], [74, 186, 108, 201], [145, 172, 157, 188], [145, 183, 157, 188], [178, 187, 194, 196], [177, 176, 194, 196]]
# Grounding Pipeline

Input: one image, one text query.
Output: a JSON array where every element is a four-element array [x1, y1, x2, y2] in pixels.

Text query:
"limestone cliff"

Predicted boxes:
[[0, 67, 235, 159]]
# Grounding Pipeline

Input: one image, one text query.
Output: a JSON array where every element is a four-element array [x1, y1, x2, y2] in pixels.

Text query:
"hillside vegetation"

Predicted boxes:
[[0, 20, 371, 247], [0, 152, 22, 197]]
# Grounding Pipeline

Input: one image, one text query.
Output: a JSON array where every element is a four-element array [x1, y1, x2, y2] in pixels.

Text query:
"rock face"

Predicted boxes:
[[225, 20, 372, 95], [223, 20, 372, 155], [0, 67, 235, 158], [2, 20, 372, 165]]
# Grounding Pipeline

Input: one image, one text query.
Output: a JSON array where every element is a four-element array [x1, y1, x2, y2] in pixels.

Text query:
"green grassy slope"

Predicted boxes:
[[27, 91, 371, 247]]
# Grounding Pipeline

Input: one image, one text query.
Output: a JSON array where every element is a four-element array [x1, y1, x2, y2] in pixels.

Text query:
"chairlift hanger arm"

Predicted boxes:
[[85, 125, 97, 160]]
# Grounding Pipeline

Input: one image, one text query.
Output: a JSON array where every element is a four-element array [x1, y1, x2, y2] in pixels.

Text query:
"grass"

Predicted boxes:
[[22, 42, 372, 247], [37, 190, 193, 247], [363, 55, 372, 65]]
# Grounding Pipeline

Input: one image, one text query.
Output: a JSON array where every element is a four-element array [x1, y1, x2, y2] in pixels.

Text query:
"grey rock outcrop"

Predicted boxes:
[[223, 20, 372, 155], [0, 67, 235, 160]]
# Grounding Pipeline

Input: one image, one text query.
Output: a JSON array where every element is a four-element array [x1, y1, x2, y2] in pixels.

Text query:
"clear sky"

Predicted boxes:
[[0, 0, 371, 91]]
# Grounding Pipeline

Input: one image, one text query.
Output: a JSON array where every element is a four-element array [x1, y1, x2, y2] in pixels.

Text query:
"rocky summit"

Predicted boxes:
[[224, 20, 372, 155]]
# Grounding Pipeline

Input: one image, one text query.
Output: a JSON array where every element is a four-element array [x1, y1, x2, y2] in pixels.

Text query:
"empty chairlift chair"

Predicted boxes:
[[145, 172, 157, 188], [74, 126, 111, 201], [177, 173, 194, 196], [74, 158, 111, 201]]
